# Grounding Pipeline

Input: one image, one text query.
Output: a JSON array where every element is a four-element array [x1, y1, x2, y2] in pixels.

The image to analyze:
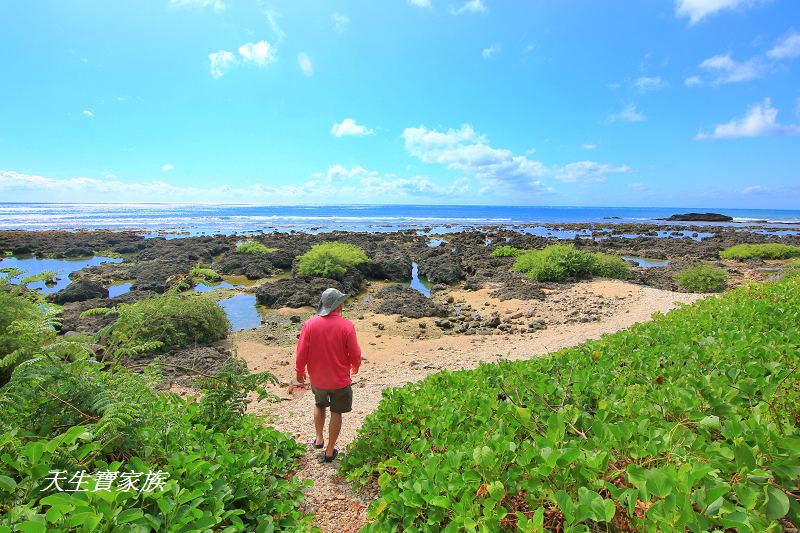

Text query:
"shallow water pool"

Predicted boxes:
[[217, 294, 262, 331], [194, 280, 236, 293], [623, 256, 670, 268], [409, 262, 431, 297], [0, 256, 123, 294]]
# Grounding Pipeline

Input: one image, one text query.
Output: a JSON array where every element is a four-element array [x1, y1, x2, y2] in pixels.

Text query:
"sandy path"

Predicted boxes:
[[237, 280, 702, 532]]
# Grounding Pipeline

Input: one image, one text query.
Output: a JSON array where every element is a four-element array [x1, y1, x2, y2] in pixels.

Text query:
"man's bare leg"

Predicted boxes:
[[326, 412, 342, 457], [314, 406, 326, 446]]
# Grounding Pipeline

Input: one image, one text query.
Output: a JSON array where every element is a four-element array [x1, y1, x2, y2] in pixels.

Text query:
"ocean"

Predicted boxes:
[[1, 203, 799, 235]]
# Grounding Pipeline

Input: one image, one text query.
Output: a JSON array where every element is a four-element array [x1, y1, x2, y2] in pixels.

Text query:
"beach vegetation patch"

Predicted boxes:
[[190, 264, 223, 282], [673, 265, 728, 293], [720, 243, 800, 260], [236, 241, 277, 255], [0, 285, 310, 530], [512, 244, 630, 282], [783, 259, 800, 279], [342, 278, 800, 531], [592, 252, 632, 280], [296, 242, 368, 280], [490, 245, 524, 257], [105, 291, 228, 356]]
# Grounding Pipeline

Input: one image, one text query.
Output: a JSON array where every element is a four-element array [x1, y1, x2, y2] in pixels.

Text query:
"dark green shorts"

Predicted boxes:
[[311, 384, 353, 413]]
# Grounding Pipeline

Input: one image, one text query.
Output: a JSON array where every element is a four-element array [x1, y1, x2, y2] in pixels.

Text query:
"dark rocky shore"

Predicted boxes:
[[3, 223, 797, 384]]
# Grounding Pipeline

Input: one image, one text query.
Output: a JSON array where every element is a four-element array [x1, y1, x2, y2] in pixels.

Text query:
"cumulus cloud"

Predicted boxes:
[[403, 124, 628, 193], [209, 50, 236, 78], [698, 53, 761, 84], [408, 0, 431, 7], [634, 76, 667, 91], [482, 44, 499, 59], [675, 0, 760, 24], [161, 163, 174, 172], [451, 0, 486, 15], [209, 41, 276, 78], [768, 31, 800, 59], [608, 104, 646, 123], [238, 41, 276, 66], [330, 118, 375, 137], [297, 53, 313, 76], [695, 98, 800, 140], [332, 13, 349, 33], [169, 0, 224, 13], [82, 109, 93, 117], [581, 143, 598, 150]]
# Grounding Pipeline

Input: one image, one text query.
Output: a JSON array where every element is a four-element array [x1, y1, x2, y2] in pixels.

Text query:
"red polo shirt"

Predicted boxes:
[[295, 310, 361, 390]]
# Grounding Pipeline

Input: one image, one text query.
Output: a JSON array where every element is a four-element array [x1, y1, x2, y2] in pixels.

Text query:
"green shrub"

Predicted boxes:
[[490, 246, 524, 257], [783, 259, 800, 278], [592, 252, 632, 280], [296, 242, 369, 279], [341, 279, 800, 531], [512, 244, 630, 282], [190, 264, 222, 282], [0, 287, 310, 531], [236, 241, 277, 255], [673, 265, 728, 293], [106, 291, 229, 356], [720, 243, 800, 260]]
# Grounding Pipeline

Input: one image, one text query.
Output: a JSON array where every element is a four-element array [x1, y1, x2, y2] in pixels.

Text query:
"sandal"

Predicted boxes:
[[321, 449, 339, 463], [308, 438, 325, 449]]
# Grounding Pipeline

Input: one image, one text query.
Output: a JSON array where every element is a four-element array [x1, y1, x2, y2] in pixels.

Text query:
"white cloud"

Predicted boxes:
[[161, 163, 174, 172], [403, 124, 628, 193], [408, 0, 431, 7], [695, 98, 800, 140], [0, 168, 472, 203], [699, 53, 761, 84], [238, 41, 276, 66], [452, 0, 486, 15], [82, 109, 93, 117], [209, 50, 236, 78], [581, 143, 598, 150], [675, 0, 760, 24], [768, 31, 800, 59], [554, 161, 630, 184], [628, 182, 650, 192], [684, 75, 702, 87], [482, 44, 500, 59], [332, 13, 349, 33], [264, 9, 286, 42], [298, 53, 313, 76], [608, 104, 646, 123], [742, 185, 769, 195], [169, 0, 224, 13], [330, 118, 375, 137], [634, 76, 667, 91]]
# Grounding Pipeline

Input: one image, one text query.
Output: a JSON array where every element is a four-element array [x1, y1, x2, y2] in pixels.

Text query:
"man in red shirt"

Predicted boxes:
[[295, 288, 362, 462]]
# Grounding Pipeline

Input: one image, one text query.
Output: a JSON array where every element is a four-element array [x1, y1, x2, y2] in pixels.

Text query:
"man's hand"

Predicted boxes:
[[296, 372, 306, 385], [351, 366, 359, 376]]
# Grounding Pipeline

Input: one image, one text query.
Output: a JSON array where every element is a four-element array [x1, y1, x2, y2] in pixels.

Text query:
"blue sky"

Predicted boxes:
[[1, 0, 799, 207]]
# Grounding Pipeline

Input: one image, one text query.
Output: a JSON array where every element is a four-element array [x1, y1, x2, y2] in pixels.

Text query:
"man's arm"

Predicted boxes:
[[346, 323, 362, 375], [295, 324, 309, 384]]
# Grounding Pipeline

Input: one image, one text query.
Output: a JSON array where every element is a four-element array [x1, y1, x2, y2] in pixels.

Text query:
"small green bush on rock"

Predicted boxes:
[[190, 264, 222, 282], [107, 291, 229, 356], [720, 243, 800, 260], [512, 244, 630, 282], [592, 252, 632, 280], [296, 242, 368, 280], [673, 265, 728, 293], [236, 241, 277, 255]]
